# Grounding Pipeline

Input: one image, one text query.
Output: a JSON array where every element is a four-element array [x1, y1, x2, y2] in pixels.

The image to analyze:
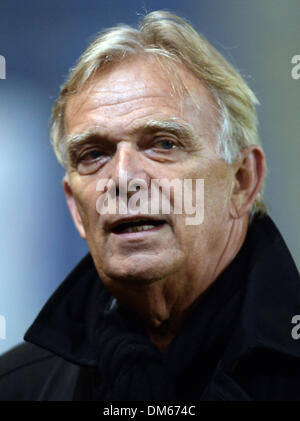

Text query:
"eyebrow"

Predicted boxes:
[[65, 118, 198, 153], [65, 129, 102, 149], [142, 119, 197, 140]]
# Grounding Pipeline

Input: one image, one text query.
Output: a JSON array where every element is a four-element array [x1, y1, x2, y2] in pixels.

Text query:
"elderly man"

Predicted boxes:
[[0, 11, 299, 401]]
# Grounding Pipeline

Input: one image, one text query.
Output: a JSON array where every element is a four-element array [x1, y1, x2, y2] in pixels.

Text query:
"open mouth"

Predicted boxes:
[[111, 219, 166, 234]]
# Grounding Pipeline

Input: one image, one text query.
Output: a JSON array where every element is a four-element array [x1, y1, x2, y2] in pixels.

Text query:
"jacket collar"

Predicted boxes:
[[220, 215, 300, 373], [24, 215, 300, 369]]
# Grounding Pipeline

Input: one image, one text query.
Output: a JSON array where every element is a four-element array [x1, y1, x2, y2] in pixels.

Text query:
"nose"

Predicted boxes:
[[110, 142, 151, 196]]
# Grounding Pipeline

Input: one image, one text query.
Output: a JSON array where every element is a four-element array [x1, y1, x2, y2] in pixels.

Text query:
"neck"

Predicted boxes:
[[146, 312, 186, 352], [146, 216, 249, 351]]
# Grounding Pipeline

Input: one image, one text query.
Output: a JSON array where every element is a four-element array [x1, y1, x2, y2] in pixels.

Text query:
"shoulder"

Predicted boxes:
[[0, 342, 80, 401], [0, 341, 54, 376], [228, 349, 300, 401]]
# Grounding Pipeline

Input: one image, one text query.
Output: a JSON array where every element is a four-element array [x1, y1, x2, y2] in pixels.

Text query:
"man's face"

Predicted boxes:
[[64, 56, 236, 323]]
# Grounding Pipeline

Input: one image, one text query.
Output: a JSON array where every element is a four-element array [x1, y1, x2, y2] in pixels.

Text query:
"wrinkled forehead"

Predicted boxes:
[[64, 54, 220, 138]]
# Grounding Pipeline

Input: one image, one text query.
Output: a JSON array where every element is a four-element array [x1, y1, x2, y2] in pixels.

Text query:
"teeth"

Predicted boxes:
[[123, 224, 155, 233]]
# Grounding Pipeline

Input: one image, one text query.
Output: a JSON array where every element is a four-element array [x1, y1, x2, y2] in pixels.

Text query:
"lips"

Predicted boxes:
[[108, 217, 166, 234]]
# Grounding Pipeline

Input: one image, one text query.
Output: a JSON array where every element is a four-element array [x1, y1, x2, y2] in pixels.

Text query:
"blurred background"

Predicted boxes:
[[0, 0, 299, 354]]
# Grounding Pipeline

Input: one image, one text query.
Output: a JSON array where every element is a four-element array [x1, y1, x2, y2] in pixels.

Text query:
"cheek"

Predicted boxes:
[[182, 158, 234, 238], [71, 177, 100, 229], [178, 176, 232, 257], [189, 161, 232, 215], [204, 170, 233, 225]]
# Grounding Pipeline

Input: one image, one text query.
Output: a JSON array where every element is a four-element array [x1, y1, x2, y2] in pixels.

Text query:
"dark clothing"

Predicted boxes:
[[0, 215, 299, 401]]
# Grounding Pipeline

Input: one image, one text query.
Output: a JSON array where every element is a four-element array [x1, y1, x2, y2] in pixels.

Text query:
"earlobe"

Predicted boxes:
[[230, 146, 266, 218], [63, 176, 87, 240]]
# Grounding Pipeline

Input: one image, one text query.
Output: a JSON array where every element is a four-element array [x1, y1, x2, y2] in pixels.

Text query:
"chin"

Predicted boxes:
[[100, 253, 178, 286]]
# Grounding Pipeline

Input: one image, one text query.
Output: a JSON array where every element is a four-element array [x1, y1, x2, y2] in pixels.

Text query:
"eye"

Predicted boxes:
[[75, 148, 108, 175], [154, 139, 176, 150], [80, 149, 104, 162]]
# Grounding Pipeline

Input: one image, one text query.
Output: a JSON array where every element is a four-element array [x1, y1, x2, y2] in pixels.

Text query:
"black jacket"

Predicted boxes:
[[0, 215, 299, 401]]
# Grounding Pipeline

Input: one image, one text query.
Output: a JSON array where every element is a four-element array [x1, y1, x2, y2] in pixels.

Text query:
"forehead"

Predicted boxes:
[[64, 55, 219, 139]]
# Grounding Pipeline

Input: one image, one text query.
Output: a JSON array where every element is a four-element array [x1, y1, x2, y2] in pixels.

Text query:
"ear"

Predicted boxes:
[[230, 146, 266, 218], [63, 175, 87, 239]]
